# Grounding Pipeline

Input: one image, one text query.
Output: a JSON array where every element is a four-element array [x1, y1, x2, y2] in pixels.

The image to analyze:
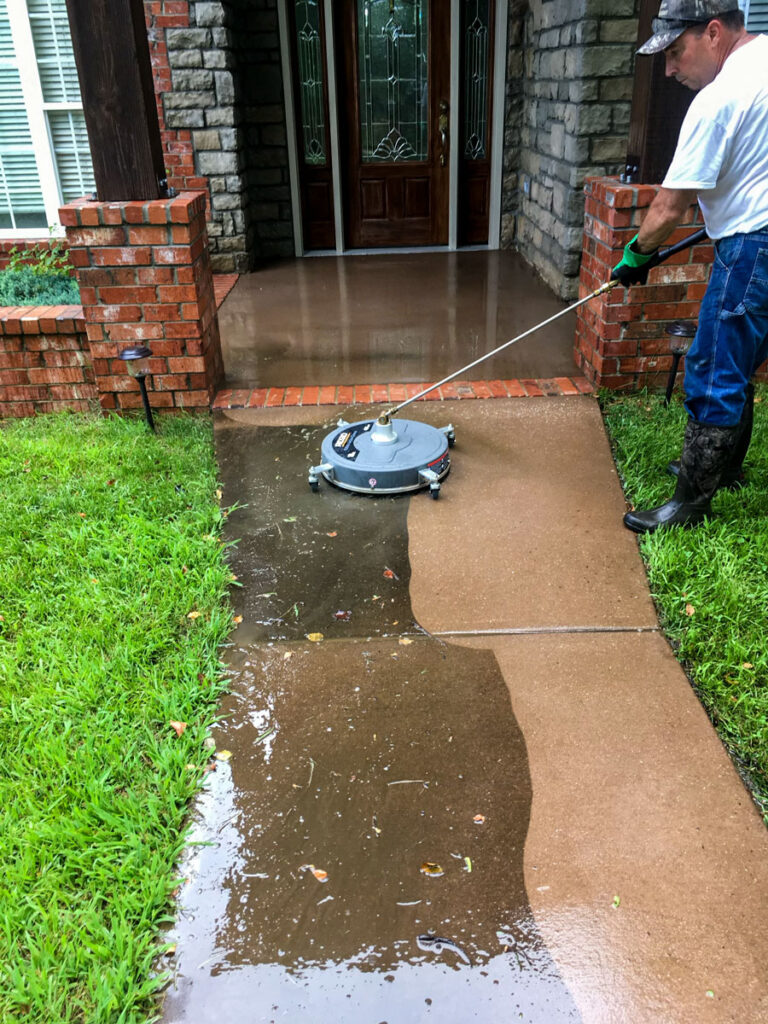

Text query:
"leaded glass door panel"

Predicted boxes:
[[337, 0, 450, 247]]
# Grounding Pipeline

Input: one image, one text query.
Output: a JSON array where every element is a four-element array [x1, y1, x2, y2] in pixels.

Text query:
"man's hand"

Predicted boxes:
[[611, 234, 659, 287]]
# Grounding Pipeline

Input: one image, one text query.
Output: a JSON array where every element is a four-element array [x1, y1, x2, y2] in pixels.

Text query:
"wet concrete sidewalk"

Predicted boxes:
[[161, 398, 768, 1024]]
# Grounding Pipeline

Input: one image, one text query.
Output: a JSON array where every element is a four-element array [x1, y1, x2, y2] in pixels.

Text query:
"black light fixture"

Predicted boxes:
[[118, 345, 156, 431]]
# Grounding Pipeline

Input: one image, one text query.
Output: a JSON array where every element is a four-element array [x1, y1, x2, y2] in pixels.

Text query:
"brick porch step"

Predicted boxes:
[[213, 376, 594, 410]]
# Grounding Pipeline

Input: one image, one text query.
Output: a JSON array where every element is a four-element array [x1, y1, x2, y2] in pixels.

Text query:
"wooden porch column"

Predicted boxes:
[[624, 0, 693, 184], [64, 0, 166, 201]]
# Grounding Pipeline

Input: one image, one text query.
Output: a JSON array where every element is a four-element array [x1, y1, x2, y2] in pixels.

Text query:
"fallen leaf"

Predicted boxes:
[[283, 651, 294, 661], [188, 610, 202, 620], [334, 610, 352, 621], [372, 595, 380, 601], [215, 749, 232, 762], [164, 944, 177, 957], [464, 856, 472, 873], [307, 632, 324, 642], [383, 568, 396, 579], [283, 516, 297, 523], [743, 662, 754, 670], [612, 895, 621, 909], [233, 615, 243, 624], [79, 512, 87, 518], [685, 604, 695, 617], [326, 531, 338, 537], [203, 737, 216, 751], [107, 479, 115, 486], [706, 990, 715, 999], [169, 720, 187, 738], [300, 863, 329, 883], [90, 578, 99, 584], [399, 637, 413, 646], [420, 862, 444, 877], [216, 488, 222, 500], [473, 814, 486, 824]]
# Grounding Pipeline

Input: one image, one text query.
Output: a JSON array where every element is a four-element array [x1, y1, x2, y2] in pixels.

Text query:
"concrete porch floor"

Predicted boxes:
[[216, 250, 578, 389]]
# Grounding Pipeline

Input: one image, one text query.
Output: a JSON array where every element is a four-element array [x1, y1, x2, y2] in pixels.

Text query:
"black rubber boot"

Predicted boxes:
[[624, 420, 741, 534], [667, 383, 754, 491]]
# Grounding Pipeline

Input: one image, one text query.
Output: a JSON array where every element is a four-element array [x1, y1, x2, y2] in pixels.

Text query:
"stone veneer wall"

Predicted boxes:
[[145, 0, 293, 269], [504, 0, 640, 299]]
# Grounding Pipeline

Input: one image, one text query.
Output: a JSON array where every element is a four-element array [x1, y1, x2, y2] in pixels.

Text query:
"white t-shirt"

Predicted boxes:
[[663, 34, 768, 239]]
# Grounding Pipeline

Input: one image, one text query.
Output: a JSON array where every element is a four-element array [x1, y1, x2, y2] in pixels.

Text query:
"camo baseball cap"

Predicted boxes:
[[638, 0, 741, 55]]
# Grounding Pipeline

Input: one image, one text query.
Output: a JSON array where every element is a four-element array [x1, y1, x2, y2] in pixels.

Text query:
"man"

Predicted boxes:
[[611, 1, 768, 534]]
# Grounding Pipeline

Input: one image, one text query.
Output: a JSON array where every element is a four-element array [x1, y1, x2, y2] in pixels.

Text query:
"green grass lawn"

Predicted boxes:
[[601, 386, 768, 820], [0, 412, 233, 1023]]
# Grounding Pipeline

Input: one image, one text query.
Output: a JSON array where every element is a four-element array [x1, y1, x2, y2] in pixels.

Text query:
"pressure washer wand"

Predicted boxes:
[[382, 228, 708, 421]]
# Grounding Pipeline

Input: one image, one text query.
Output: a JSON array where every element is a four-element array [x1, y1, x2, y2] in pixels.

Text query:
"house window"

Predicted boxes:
[[0, 0, 93, 237]]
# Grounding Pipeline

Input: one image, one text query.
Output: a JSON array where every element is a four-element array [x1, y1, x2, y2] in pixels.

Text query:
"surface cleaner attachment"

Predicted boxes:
[[308, 415, 455, 499]]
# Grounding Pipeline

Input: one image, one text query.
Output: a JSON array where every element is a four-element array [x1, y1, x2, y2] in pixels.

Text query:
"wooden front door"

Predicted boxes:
[[336, 0, 450, 248]]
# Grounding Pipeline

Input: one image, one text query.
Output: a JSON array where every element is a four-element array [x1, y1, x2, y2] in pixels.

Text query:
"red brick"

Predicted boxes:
[[318, 385, 337, 405], [284, 386, 302, 406], [353, 384, 372, 404], [553, 376, 580, 396], [79, 206, 101, 226], [143, 303, 182, 321], [127, 226, 170, 245], [521, 379, 544, 397], [337, 386, 354, 405], [91, 247, 151, 266], [138, 266, 174, 285], [105, 323, 165, 341], [388, 384, 407, 402], [66, 226, 126, 247], [167, 356, 205, 373], [163, 321, 201, 339], [157, 285, 197, 303], [266, 387, 285, 407], [300, 386, 319, 405], [88, 305, 143, 323]]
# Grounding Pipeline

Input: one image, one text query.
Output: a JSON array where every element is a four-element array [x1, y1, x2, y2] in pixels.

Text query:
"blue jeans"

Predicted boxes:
[[684, 228, 768, 425]]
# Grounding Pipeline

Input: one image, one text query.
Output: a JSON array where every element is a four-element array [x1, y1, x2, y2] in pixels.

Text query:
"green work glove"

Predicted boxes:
[[610, 234, 658, 287]]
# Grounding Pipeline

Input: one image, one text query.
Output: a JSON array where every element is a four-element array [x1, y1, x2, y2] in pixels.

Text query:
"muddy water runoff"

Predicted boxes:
[[160, 420, 579, 1023]]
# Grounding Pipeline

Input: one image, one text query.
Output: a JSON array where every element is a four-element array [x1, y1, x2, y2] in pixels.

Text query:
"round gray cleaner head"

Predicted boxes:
[[309, 417, 455, 499]]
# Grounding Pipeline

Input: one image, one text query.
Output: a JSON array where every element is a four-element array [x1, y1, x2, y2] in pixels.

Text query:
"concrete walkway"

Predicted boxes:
[[162, 396, 768, 1024]]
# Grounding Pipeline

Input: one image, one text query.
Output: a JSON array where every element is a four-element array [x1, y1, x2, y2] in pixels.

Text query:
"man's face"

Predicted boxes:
[[664, 24, 720, 90]]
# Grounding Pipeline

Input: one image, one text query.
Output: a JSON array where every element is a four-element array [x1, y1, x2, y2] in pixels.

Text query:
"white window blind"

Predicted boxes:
[[0, 0, 46, 230], [741, 0, 768, 32], [1, 0, 93, 237]]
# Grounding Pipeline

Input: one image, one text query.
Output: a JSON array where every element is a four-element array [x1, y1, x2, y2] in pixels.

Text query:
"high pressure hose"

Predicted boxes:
[[379, 228, 707, 423]]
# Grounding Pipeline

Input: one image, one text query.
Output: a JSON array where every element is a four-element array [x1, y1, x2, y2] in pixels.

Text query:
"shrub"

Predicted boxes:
[[0, 267, 80, 306]]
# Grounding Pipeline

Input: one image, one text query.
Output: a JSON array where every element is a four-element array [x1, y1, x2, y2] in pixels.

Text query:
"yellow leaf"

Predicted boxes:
[[233, 615, 243, 624], [685, 604, 695, 616], [464, 856, 472, 873], [743, 662, 754, 670], [420, 862, 444, 877], [306, 632, 324, 642], [215, 749, 232, 762], [283, 651, 293, 661], [399, 637, 413, 646], [216, 488, 222, 500], [169, 720, 187, 737], [188, 610, 202, 620], [300, 863, 329, 883]]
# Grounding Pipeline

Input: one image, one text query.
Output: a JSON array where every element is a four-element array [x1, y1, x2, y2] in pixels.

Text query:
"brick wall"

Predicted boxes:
[[504, 0, 640, 299], [0, 306, 96, 418], [60, 191, 224, 412], [575, 176, 712, 389]]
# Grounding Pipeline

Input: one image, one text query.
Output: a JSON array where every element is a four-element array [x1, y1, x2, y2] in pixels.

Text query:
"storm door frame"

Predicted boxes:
[[277, 0, 509, 255]]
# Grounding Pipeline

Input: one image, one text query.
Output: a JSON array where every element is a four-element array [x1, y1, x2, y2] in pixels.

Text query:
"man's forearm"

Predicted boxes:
[[635, 187, 698, 253]]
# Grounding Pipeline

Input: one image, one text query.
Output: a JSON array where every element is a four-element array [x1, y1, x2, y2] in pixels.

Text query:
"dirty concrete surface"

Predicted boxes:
[[161, 400, 768, 1024], [217, 251, 576, 388]]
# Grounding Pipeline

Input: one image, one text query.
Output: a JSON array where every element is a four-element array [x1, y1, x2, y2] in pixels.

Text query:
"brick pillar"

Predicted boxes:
[[59, 191, 224, 412], [574, 176, 713, 390]]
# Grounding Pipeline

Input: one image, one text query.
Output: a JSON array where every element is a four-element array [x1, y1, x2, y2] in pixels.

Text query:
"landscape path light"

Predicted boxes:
[[118, 345, 156, 432]]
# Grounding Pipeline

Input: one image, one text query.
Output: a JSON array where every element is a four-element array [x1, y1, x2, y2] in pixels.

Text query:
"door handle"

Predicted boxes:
[[438, 100, 449, 167]]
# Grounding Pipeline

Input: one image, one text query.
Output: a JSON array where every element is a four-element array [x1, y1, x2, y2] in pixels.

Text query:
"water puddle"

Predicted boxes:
[[160, 421, 580, 1022]]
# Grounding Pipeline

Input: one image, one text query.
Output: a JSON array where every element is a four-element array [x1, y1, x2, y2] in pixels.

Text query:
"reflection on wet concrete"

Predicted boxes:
[[215, 421, 416, 643], [161, 419, 580, 1022], [218, 251, 576, 388]]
